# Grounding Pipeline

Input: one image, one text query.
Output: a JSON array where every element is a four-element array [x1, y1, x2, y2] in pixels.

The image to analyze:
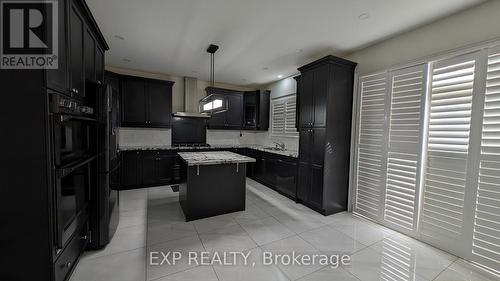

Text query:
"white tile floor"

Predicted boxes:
[[71, 178, 500, 281]]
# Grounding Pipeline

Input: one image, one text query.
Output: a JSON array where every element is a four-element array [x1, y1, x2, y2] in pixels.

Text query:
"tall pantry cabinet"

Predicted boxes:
[[296, 56, 357, 215]]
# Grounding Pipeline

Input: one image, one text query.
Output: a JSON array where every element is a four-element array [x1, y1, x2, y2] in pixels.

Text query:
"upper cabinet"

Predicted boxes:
[[206, 87, 270, 131], [69, 2, 85, 98], [46, 0, 68, 93], [244, 90, 270, 131], [121, 75, 174, 128], [46, 0, 108, 99], [206, 87, 244, 130]]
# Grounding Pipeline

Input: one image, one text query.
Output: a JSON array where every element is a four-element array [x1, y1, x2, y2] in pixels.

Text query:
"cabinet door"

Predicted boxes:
[[46, 0, 68, 93], [121, 78, 146, 126], [299, 71, 314, 128], [207, 111, 226, 129], [309, 164, 324, 208], [276, 159, 297, 198], [95, 46, 104, 85], [69, 4, 84, 97], [258, 90, 270, 131], [84, 28, 95, 83], [311, 127, 326, 166], [141, 151, 157, 185], [299, 129, 312, 163], [157, 154, 175, 184], [312, 65, 328, 127], [147, 81, 172, 127], [297, 163, 310, 202], [253, 153, 266, 182], [225, 93, 244, 129], [121, 151, 140, 188], [264, 156, 277, 188]]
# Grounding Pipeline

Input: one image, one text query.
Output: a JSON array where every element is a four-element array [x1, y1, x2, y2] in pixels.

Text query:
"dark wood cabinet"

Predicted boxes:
[[296, 55, 357, 215], [46, 0, 68, 93], [121, 151, 141, 187], [206, 88, 270, 131], [121, 75, 173, 128], [147, 80, 173, 127], [69, 2, 85, 97], [225, 93, 244, 129], [206, 88, 244, 129], [244, 90, 270, 130], [120, 150, 178, 189], [157, 153, 176, 184], [248, 150, 297, 200], [276, 159, 298, 198], [84, 28, 95, 83], [95, 46, 104, 84], [122, 78, 146, 126], [119, 148, 297, 201], [299, 71, 314, 128], [141, 151, 158, 185], [2, 0, 108, 280]]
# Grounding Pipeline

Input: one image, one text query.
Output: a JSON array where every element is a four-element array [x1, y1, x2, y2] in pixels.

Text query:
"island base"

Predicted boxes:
[[179, 163, 247, 221]]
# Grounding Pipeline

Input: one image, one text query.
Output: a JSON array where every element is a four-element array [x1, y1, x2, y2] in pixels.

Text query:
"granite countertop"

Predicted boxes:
[[119, 144, 298, 158], [178, 151, 256, 166]]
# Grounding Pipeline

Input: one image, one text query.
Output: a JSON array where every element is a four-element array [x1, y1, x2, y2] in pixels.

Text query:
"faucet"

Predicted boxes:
[[273, 141, 286, 151]]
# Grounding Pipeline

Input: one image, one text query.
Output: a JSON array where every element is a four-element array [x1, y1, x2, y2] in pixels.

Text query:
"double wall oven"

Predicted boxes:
[[49, 92, 96, 249]]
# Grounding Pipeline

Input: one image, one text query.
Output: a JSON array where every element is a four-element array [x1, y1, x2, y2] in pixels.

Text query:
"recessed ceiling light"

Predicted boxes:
[[122, 58, 131, 62], [358, 13, 370, 20], [277, 75, 283, 79], [296, 49, 304, 53], [114, 35, 125, 40], [263, 67, 269, 71]]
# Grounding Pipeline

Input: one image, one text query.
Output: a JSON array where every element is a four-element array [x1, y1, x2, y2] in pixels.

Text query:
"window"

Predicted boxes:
[[271, 94, 298, 137], [352, 43, 500, 275]]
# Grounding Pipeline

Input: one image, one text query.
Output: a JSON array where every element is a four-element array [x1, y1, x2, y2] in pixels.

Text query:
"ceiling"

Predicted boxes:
[[86, 0, 486, 86]]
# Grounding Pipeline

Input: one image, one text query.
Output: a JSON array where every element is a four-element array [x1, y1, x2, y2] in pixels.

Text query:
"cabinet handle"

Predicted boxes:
[[80, 235, 88, 241], [63, 262, 72, 268]]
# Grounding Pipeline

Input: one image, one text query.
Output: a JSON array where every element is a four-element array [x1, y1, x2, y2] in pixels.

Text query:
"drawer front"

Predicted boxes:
[[54, 224, 88, 281]]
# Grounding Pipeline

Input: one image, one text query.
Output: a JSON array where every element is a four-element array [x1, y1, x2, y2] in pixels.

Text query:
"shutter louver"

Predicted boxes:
[[420, 55, 477, 246], [354, 74, 389, 220], [384, 65, 427, 232], [471, 50, 500, 274]]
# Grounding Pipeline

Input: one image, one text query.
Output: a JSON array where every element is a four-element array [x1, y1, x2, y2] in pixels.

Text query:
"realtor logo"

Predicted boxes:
[[1, 0, 58, 69]]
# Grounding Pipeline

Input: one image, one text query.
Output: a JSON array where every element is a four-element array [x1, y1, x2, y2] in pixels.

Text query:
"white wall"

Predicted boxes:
[[346, 0, 500, 75]]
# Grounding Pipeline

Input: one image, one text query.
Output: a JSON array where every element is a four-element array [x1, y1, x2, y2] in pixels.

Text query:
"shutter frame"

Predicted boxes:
[[354, 72, 390, 221], [384, 64, 428, 235]]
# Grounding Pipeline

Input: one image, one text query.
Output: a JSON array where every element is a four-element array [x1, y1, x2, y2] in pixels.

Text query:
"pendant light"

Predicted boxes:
[[199, 44, 228, 115]]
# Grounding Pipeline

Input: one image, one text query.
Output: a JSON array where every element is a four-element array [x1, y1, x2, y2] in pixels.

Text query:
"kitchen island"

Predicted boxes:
[[177, 151, 256, 221]]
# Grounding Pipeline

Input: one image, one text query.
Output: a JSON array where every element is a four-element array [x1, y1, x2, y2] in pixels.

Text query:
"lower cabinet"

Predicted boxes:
[[120, 148, 298, 201], [246, 150, 297, 200], [297, 162, 324, 210], [120, 150, 179, 189]]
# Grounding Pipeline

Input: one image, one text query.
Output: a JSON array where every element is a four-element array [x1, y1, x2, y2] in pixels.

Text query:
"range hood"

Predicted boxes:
[[172, 77, 210, 118]]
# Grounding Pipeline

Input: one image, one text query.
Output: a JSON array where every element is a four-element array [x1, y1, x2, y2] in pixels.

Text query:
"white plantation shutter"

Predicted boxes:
[[354, 73, 389, 220], [353, 44, 500, 275], [420, 53, 479, 252], [271, 95, 297, 137], [384, 65, 427, 233], [285, 99, 297, 134], [471, 49, 500, 274]]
